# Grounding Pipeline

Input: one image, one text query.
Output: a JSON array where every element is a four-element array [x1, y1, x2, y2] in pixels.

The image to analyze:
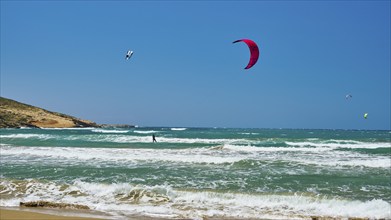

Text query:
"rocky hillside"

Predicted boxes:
[[0, 97, 100, 128]]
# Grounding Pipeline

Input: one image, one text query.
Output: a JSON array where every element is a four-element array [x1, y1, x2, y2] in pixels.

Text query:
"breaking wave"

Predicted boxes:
[[1, 144, 389, 168], [0, 179, 389, 219]]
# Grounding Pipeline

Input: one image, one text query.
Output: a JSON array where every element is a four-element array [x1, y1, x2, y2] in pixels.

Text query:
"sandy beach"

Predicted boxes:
[[0, 207, 184, 220], [0, 207, 375, 220], [0, 208, 110, 220]]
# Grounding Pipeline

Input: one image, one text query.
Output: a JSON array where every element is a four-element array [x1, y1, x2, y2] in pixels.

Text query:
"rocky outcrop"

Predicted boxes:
[[20, 201, 90, 210], [0, 97, 100, 128]]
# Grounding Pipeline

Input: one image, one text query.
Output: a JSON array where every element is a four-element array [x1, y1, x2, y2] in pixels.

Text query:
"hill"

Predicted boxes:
[[0, 97, 100, 128]]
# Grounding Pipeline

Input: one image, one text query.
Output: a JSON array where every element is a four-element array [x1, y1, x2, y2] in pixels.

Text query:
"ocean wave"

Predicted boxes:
[[133, 130, 161, 134], [3, 130, 388, 151], [0, 146, 242, 165], [1, 179, 390, 219], [223, 145, 391, 168], [239, 132, 260, 135], [91, 129, 129, 134], [0, 132, 259, 146], [170, 128, 187, 131], [0, 134, 54, 140], [1, 145, 390, 168], [286, 140, 390, 149], [70, 134, 251, 145], [221, 144, 331, 152]]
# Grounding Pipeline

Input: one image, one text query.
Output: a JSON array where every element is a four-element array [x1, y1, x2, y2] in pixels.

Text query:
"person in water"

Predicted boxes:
[[152, 134, 157, 143]]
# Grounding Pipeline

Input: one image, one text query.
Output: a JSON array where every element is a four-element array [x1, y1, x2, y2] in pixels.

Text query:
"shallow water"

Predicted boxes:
[[1, 127, 390, 219]]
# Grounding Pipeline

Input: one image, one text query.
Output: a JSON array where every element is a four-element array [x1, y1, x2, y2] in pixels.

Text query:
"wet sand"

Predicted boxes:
[[0, 208, 106, 220], [0, 207, 178, 220], [0, 207, 371, 220]]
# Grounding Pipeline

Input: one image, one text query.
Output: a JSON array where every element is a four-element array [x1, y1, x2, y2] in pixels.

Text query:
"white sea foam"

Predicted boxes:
[[1, 179, 390, 219], [75, 134, 250, 145], [239, 132, 260, 135], [170, 128, 187, 131], [223, 144, 391, 168], [91, 129, 129, 134], [286, 140, 390, 149], [0, 134, 54, 140], [1, 144, 390, 168], [0, 132, 251, 145], [84, 135, 152, 143], [3, 130, 388, 152], [222, 144, 331, 152], [0, 146, 242, 165], [172, 191, 391, 219], [133, 130, 160, 134]]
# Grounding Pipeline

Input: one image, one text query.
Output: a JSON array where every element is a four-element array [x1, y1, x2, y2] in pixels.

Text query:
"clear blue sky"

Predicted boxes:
[[1, 1, 390, 130]]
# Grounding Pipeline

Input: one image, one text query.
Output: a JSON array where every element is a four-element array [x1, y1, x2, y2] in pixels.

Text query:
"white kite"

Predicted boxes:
[[125, 50, 134, 60]]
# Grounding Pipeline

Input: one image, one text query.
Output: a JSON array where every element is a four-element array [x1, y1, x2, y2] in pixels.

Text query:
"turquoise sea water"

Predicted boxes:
[[0, 127, 390, 219]]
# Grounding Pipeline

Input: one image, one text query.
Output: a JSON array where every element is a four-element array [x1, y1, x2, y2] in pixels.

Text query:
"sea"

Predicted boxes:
[[0, 127, 390, 219]]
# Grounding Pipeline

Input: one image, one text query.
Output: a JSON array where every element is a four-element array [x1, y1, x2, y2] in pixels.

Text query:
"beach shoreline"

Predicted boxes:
[[1, 128, 390, 219], [0, 207, 110, 220], [0, 207, 186, 220], [0, 207, 376, 220]]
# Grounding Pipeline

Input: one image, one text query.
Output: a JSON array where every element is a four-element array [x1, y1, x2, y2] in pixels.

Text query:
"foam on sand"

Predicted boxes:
[[1, 179, 390, 219]]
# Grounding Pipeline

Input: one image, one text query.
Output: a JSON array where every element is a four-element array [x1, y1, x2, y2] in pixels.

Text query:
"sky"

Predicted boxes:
[[1, 1, 390, 130]]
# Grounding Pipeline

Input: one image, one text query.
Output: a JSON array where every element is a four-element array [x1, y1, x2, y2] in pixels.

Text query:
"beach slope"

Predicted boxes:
[[0, 208, 104, 220], [0, 97, 99, 128]]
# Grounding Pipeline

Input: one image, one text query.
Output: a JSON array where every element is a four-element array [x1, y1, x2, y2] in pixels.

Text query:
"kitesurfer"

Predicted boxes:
[[152, 134, 157, 143]]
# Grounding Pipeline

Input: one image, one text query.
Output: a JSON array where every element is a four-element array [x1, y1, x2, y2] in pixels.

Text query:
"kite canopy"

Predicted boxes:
[[126, 50, 134, 60], [233, 39, 259, 69], [364, 113, 368, 119]]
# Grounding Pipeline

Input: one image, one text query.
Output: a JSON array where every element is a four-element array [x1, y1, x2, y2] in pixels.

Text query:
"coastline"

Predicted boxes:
[[0, 207, 181, 220], [0, 207, 109, 220], [0, 207, 375, 220], [1, 128, 390, 220]]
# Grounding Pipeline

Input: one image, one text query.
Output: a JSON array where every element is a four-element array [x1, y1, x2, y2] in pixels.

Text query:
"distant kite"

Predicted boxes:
[[233, 39, 259, 69], [126, 50, 134, 60], [345, 94, 352, 99], [364, 113, 368, 119]]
